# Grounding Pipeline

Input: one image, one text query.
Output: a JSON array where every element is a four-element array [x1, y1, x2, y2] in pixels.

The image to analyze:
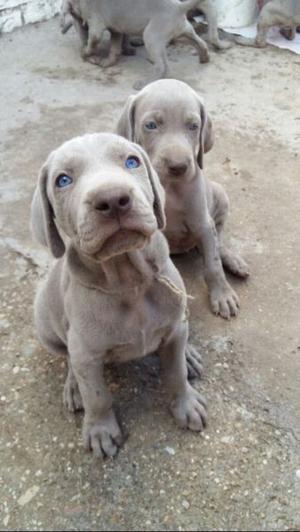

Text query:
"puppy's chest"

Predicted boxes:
[[85, 284, 182, 363], [164, 195, 197, 253]]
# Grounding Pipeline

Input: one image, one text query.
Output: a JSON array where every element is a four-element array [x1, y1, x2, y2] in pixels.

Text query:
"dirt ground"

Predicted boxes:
[[0, 17, 300, 531]]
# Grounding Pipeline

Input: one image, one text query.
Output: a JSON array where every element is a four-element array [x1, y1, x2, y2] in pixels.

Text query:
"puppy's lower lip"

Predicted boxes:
[[99, 229, 149, 259]]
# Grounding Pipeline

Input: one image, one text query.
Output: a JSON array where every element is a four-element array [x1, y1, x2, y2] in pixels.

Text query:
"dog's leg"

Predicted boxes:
[[133, 23, 169, 90], [81, 19, 107, 65], [69, 330, 123, 458], [280, 26, 296, 40], [198, 0, 231, 50], [159, 322, 207, 431], [122, 34, 136, 56], [211, 182, 250, 279], [180, 21, 210, 63], [100, 31, 122, 67], [200, 218, 240, 318], [72, 17, 88, 47]]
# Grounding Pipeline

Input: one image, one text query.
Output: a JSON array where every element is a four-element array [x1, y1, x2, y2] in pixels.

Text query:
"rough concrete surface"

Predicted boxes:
[[0, 17, 300, 532]]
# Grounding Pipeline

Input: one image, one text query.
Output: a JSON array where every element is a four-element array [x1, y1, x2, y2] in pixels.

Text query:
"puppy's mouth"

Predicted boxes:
[[94, 229, 149, 261]]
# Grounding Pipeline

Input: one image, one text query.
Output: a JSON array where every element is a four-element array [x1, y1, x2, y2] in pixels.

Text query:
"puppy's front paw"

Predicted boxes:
[[171, 384, 207, 432], [210, 282, 240, 319], [186, 344, 203, 380], [83, 410, 123, 458], [222, 249, 250, 279]]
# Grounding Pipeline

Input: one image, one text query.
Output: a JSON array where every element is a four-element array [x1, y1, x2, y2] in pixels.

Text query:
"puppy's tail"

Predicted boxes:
[[234, 35, 256, 47]]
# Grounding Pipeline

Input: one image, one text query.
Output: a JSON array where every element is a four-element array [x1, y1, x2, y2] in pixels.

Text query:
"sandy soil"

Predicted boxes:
[[0, 17, 299, 531]]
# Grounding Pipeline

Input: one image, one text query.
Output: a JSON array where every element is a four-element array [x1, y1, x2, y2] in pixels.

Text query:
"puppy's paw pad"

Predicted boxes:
[[171, 385, 207, 432], [210, 284, 240, 319], [83, 413, 123, 458]]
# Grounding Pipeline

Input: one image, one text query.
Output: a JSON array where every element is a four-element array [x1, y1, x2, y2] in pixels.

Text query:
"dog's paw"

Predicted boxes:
[[100, 56, 118, 68], [210, 282, 240, 319], [213, 40, 232, 50], [255, 39, 267, 48], [222, 249, 250, 279], [171, 384, 207, 432], [81, 53, 102, 66], [186, 344, 203, 380], [63, 374, 83, 413], [83, 411, 123, 458], [199, 48, 210, 63]]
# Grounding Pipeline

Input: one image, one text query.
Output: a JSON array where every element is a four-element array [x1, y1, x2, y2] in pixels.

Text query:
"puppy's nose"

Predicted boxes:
[[167, 161, 188, 177], [94, 192, 132, 218]]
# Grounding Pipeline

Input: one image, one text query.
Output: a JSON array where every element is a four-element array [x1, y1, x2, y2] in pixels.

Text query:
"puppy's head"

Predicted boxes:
[[117, 79, 214, 183], [30, 133, 165, 261]]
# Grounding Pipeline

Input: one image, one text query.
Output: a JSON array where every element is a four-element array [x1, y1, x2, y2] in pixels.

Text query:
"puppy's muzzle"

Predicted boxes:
[[167, 161, 189, 177], [163, 156, 191, 178], [92, 189, 133, 220]]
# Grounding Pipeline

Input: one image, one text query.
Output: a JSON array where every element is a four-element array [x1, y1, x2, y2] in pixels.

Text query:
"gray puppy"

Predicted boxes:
[[236, 0, 300, 47], [117, 80, 249, 320], [31, 133, 206, 458], [60, 0, 227, 89]]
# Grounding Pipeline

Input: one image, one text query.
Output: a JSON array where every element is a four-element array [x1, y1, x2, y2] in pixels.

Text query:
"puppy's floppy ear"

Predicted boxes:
[[135, 143, 166, 230], [30, 162, 65, 258], [198, 100, 214, 170], [116, 94, 138, 141]]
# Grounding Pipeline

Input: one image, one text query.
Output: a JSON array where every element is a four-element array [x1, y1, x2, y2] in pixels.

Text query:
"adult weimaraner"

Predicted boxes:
[[117, 79, 250, 320], [236, 0, 300, 47], [30, 133, 207, 458], [60, 0, 229, 89]]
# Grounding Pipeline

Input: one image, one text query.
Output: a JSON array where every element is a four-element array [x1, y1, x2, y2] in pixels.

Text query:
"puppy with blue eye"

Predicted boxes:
[[31, 133, 207, 458], [117, 79, 250, 320]]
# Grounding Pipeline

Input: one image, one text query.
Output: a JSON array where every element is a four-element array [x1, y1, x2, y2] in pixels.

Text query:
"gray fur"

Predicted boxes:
[[235, 0, 300, 47], [59, 0, 229, 89], [31, 133, 206, 458], [117, 79, 250, 320]]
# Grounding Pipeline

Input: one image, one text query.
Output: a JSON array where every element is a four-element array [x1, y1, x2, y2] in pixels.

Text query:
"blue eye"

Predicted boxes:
[[125, 156, 141, 169], [145, 121, 157, 130], [56, 174, 73, 188], [189, 123, 199, 131]]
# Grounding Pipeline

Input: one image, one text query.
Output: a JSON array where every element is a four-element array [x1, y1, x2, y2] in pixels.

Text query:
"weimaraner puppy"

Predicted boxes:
[[59, 0, 228, 89], [117, 79, 250, 320], [31, 133, 207, 458], [236, 0, 300, 47]]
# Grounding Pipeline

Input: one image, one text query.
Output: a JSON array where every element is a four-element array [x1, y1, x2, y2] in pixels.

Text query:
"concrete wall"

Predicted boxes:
[[0, 0, 61, 33]]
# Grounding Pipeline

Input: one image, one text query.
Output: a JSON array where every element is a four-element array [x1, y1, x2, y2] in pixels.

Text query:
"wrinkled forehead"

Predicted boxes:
[[137, 83, 201, 118], [48, 134, 141, 175]]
